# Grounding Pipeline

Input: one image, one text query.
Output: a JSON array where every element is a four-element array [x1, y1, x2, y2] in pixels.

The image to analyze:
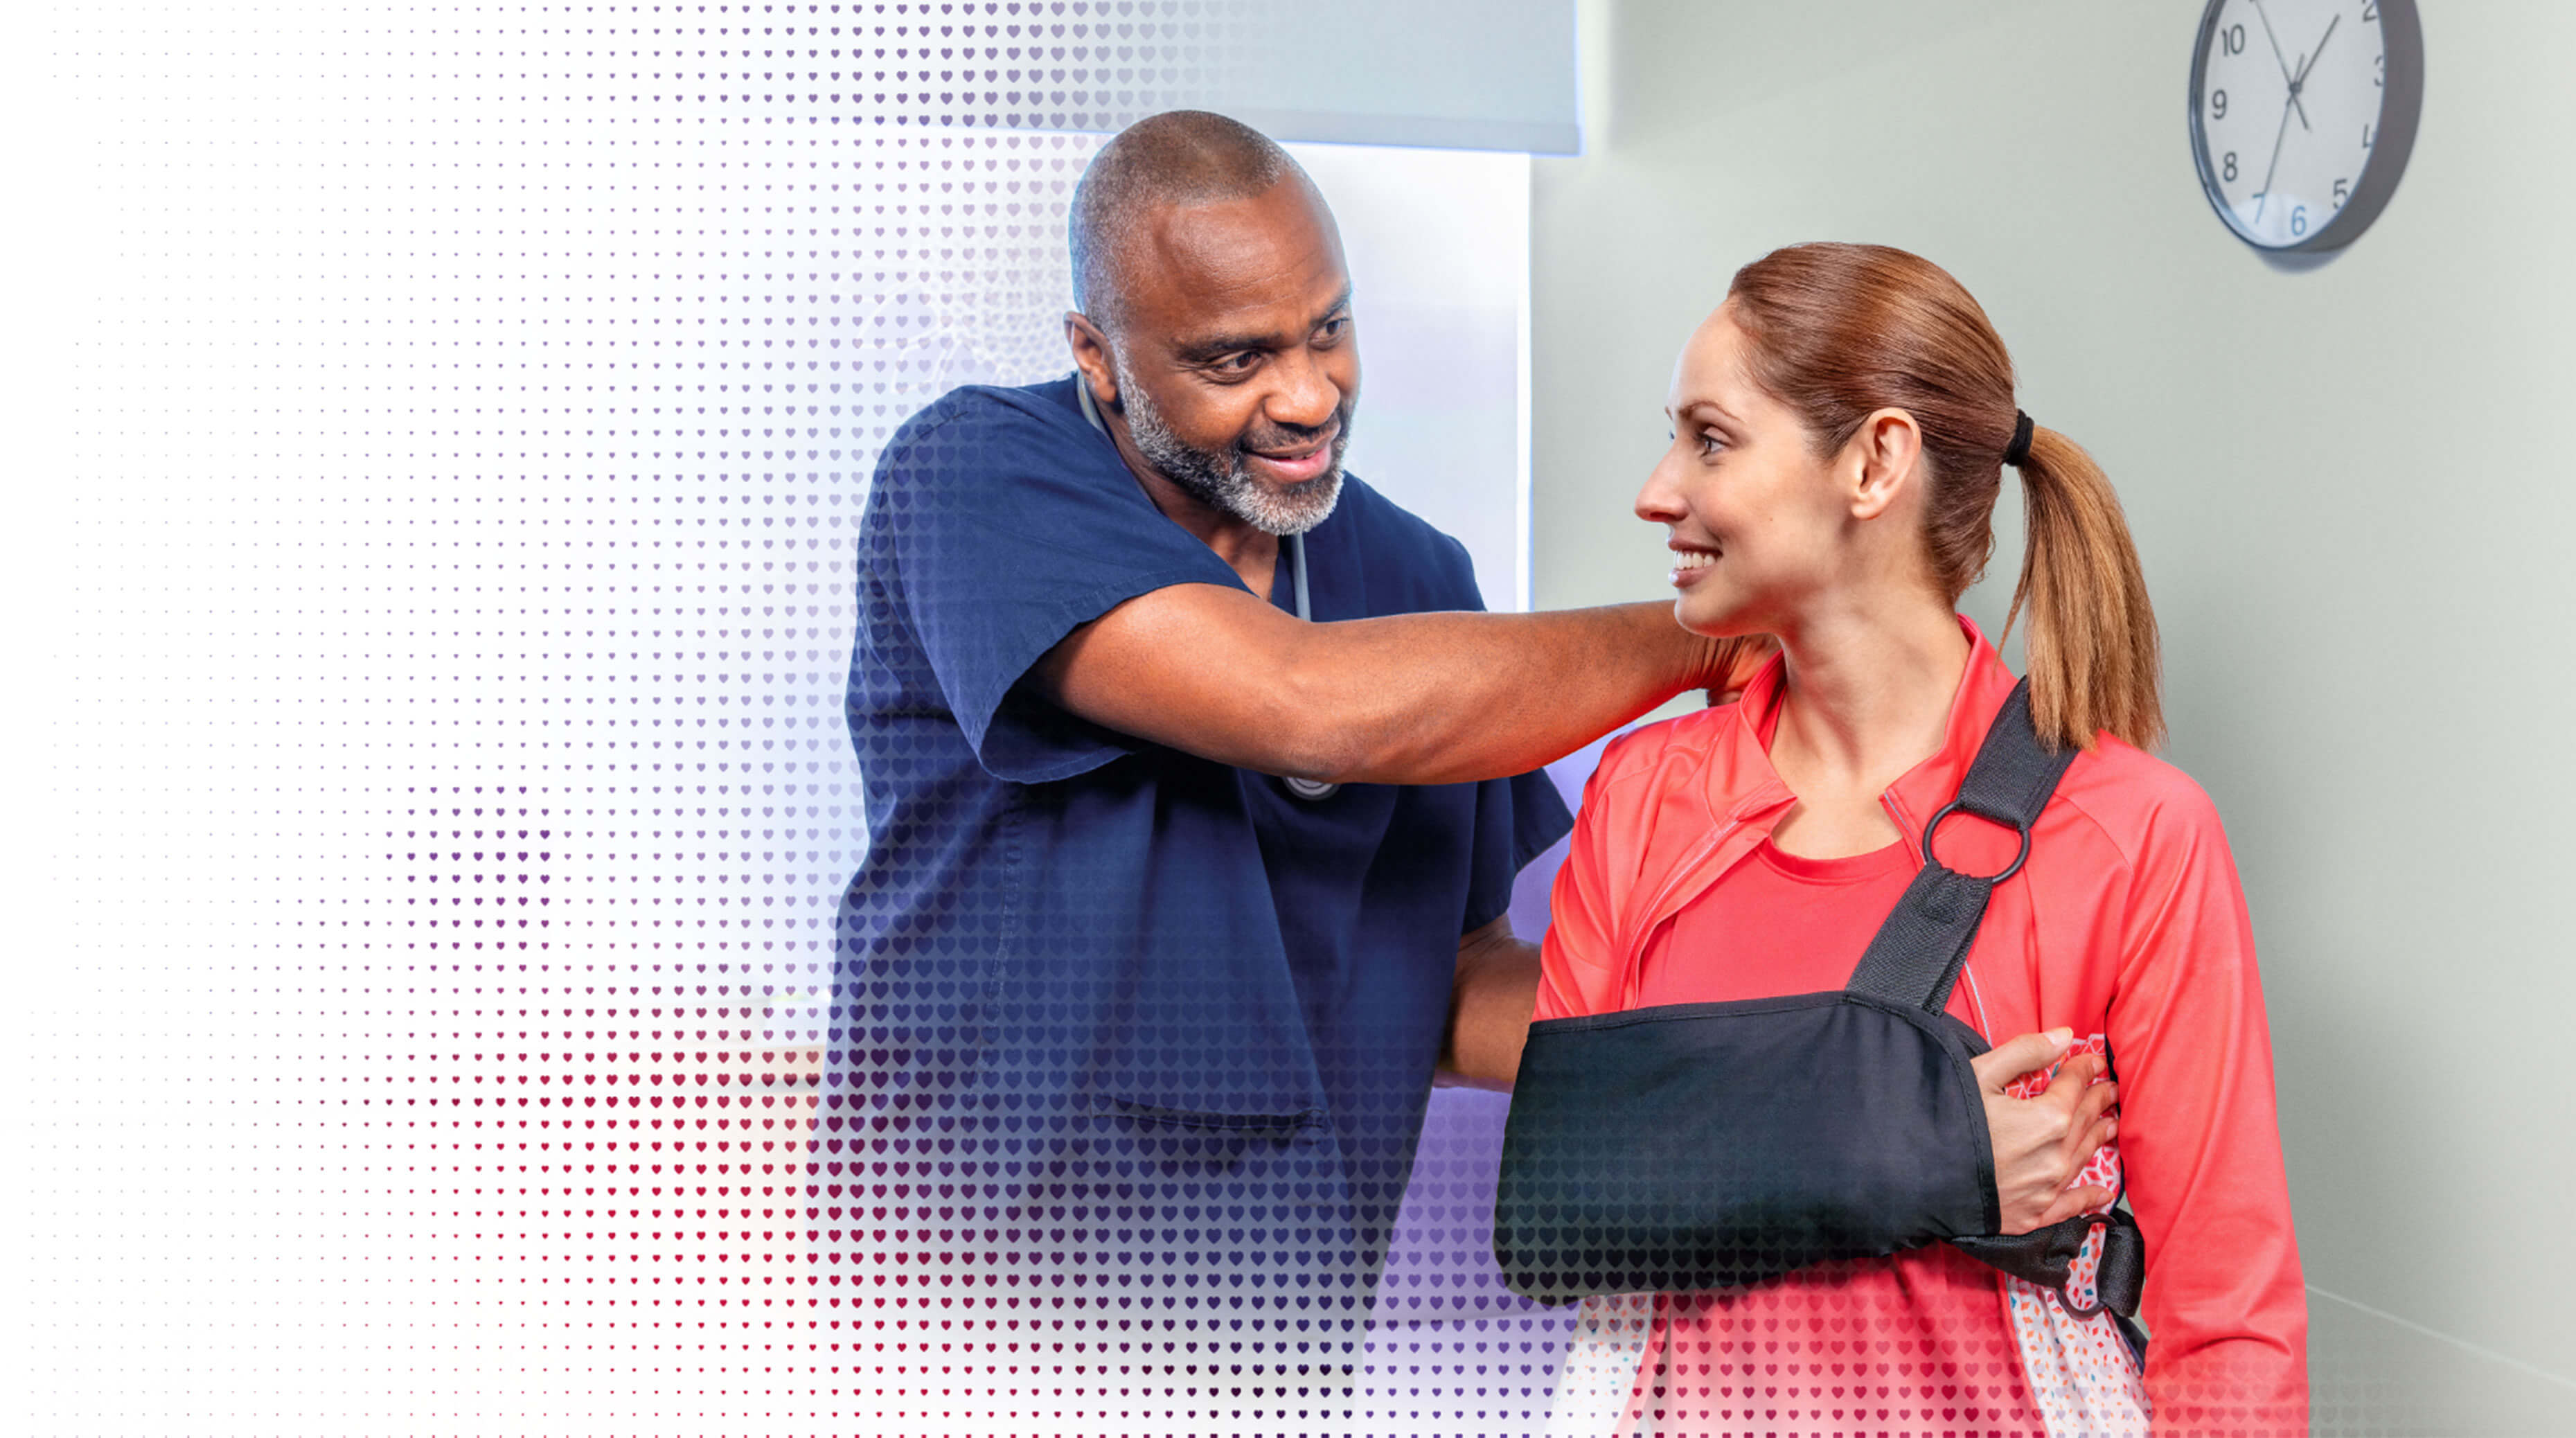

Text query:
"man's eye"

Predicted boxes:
[[1315, 317, 1349, 342], [1214, 352, 1261, 374]]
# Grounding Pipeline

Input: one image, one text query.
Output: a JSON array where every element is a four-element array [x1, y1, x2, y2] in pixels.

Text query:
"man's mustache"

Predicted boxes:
[[1239, 408, 1350, 456]]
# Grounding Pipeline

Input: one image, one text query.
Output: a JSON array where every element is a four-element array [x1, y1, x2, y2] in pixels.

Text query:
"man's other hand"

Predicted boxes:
[[1438, 916, 1539, 1091]]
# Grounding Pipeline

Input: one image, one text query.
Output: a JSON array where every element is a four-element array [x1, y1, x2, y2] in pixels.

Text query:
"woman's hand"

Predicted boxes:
[[1973, 1028, 2120, 1234]]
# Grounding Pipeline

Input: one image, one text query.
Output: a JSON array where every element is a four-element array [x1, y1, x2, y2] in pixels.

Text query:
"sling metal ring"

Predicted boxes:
[[1923, 799, 2032, 883]]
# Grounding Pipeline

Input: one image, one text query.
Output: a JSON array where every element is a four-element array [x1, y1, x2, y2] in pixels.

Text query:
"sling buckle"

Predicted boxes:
[[1922, 799, 2032, 883]]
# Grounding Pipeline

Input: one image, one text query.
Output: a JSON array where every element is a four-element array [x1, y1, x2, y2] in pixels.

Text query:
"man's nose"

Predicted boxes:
[[1265, 348, 1343, 431]]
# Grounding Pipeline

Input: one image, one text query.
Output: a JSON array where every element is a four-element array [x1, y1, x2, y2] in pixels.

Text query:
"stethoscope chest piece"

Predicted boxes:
[[1083, 381, 1349, 804], [1278, 531, 1340, 803]]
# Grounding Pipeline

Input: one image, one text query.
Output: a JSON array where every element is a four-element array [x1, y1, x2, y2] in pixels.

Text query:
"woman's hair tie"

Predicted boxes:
[[2002, 410, 2035, 468]]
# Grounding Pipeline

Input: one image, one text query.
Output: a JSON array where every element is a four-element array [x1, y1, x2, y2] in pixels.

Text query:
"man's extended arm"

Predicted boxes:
[[1033, 583, 1748, 787]]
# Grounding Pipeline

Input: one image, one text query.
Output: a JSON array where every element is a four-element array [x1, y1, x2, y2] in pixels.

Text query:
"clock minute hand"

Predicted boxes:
[[2249, 0, 2311, 131], [2254, 88, 2295, 224]]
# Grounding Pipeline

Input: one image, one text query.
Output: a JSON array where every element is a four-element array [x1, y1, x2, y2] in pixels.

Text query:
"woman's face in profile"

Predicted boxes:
[[1637, 303, 1854, 639]]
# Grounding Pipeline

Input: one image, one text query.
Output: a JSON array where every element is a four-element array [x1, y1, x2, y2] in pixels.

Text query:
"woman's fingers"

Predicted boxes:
[[2063, 1070, 2117, 1146], [2071, 1106, 2118, 1165], [2030, 1183, 2117, 1231], [1972, 1027, 2073, 1092], [1980, 1031, 2124, 1233], [1981, 1030, 2075, 1234], [2042, 1053, 2118, 1189], [2047, 1050, 2106, 1097]]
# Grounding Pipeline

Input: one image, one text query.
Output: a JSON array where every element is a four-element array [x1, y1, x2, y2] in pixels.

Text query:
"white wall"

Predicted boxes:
[[1178, 0, 1579, 154], [1291, 143, 1534, 612], [1532, 3, 2576, 1428]]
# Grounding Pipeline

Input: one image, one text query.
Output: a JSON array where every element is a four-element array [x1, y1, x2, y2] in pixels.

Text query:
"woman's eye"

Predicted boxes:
[[1695, 430, 1726, 458]]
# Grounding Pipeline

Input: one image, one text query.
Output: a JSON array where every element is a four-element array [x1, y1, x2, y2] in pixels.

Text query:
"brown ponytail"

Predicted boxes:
[[1725, 242, 2164, 752], [2007, 426, 2163, 752]]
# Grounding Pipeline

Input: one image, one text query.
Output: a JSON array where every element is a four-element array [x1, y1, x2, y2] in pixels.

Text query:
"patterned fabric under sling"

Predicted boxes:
[[1493, 679, 2146, 1358]]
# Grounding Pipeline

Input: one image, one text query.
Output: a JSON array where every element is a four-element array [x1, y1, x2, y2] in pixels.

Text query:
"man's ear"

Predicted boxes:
[[1848, 408, 1924, 522], [1064, 312, 1120, 411]]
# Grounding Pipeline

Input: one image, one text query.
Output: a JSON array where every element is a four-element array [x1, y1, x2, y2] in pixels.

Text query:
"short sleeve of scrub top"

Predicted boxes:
[[863, 382, 1243, 784]]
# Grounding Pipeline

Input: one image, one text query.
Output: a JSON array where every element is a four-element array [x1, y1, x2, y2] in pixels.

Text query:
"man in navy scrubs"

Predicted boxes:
[[825, 112, 2114, 1426]]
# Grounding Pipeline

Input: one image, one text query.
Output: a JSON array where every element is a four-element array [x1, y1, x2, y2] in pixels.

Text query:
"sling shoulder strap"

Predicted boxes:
[[1840, 678, 2148, 1353], [1842, 678, 2077, 1013]]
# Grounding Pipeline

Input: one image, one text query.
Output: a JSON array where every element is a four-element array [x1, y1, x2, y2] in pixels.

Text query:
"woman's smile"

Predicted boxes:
[[1668, 541, 1720, 586]]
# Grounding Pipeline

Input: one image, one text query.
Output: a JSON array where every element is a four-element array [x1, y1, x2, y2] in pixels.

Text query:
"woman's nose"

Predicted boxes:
[[1635, 450, 1689, 524]]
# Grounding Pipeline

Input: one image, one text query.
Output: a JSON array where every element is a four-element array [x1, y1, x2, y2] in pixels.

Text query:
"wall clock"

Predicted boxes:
[[2189, 0, 2423, 252]]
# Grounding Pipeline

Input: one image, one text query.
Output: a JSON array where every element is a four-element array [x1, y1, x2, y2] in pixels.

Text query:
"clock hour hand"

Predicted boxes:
[[2293, 14, 2340, 91], [2248, 0, 2310, 131]]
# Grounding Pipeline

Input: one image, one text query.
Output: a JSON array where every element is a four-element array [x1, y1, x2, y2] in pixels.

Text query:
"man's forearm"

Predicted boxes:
[[1039, 583, 1752, 788], [1438, 927, 1543, 1091], [1283, 602, 1724, 785]]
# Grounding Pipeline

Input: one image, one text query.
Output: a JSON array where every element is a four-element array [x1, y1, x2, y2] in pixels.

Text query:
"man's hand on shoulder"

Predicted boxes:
[[1700, 633, 1779, 707]]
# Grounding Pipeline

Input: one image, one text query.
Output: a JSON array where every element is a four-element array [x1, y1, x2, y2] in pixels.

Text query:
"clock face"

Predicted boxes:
[[2189, 0, 2423, 252]]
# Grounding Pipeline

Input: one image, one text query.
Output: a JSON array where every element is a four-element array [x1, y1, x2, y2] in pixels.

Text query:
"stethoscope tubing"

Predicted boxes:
[[1077, 376, 1338, 802]]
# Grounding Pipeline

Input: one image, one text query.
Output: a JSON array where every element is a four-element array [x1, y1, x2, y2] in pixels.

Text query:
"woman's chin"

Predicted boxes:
[[1673, 598, 1758, 640]]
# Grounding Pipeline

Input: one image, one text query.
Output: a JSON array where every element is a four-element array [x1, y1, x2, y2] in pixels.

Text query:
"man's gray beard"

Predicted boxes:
[[1115, 361, 1345, 538]]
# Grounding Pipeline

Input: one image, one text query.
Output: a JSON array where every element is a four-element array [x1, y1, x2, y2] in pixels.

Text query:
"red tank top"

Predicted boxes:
[[1631, 831, 1915, 1008], [1631, 695, 1933, 1012]]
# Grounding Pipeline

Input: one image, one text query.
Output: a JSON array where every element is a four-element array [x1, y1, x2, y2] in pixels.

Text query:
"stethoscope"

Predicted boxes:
[[1274, 533, 1339, 801], [1078, 376, 1340, 801]]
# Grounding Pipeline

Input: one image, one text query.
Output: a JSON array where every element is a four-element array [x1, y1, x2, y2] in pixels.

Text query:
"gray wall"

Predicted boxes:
[[1531, 2, 2576, 1428]]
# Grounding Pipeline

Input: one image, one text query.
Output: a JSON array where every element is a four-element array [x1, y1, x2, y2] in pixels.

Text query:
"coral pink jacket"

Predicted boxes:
[[1535, 620, 2307, 1433]]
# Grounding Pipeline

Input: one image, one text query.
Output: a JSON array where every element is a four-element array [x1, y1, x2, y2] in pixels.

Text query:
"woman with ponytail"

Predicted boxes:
[[1533, 243, 2304, 1435]]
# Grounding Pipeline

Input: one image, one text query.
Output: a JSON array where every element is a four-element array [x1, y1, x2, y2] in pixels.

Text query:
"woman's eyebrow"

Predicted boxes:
[[1676, 399, 1743, 428]]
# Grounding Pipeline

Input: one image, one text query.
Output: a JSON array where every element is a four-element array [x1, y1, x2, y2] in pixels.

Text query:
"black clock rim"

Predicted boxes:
[[2187, 0, 2424, 255]]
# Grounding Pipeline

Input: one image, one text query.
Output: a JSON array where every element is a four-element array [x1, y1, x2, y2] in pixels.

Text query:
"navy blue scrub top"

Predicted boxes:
[[830, 374, 1572, 1259]]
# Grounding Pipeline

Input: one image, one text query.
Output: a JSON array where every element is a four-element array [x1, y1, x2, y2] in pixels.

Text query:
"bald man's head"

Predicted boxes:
[[1069, 110, 1314, 333], [1058, 112, 1358, 539]]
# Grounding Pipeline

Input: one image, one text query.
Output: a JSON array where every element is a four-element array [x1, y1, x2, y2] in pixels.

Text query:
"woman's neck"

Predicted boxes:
[[1767, 598, 1972, 819]]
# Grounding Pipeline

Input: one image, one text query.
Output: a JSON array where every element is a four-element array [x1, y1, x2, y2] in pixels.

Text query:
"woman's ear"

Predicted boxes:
[[1847, 408, 1924, 522]]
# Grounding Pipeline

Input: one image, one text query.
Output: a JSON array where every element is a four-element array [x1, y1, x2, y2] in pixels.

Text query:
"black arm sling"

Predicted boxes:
[[1493, 680, 2146, 1357]]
